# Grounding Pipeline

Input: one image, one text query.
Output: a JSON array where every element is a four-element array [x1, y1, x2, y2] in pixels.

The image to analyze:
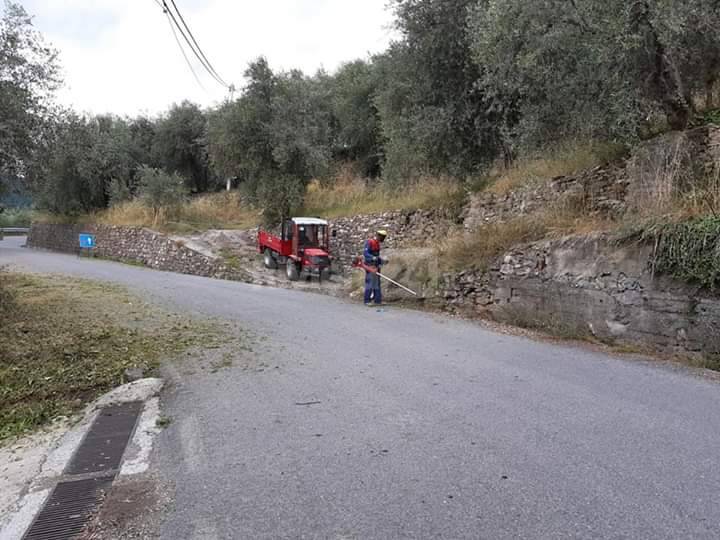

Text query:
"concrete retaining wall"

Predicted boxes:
[[442, 233, 720, 356]]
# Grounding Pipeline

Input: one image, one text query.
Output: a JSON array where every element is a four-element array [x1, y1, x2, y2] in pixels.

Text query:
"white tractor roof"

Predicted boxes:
[[292, 217, 328, 226]]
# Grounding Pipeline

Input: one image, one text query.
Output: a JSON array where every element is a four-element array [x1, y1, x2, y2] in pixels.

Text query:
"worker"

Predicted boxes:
[[363, 230, 387, 305]]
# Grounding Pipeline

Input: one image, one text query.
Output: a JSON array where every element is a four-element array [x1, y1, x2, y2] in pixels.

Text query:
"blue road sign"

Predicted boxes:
[[79, 233, 96, 249]]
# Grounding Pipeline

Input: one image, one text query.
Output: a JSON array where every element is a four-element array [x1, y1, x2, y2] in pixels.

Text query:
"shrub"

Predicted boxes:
[[137, 166, 188, 225], [0, 208, 33, 227]]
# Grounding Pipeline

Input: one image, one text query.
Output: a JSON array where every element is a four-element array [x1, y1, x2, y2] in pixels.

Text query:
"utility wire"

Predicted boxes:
[[167, 0, 229, 87], [160, 0, 228, 89], [163, 7, 206, 91]]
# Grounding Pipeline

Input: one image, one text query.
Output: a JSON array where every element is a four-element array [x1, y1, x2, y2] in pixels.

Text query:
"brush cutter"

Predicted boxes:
[[352, 256, 418, 296]]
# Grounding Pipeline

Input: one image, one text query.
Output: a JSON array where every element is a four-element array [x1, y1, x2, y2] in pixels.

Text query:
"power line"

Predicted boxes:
[[167, 0, 228, 87], [163, 7, 206, 91], [159, 0, 229, 89]]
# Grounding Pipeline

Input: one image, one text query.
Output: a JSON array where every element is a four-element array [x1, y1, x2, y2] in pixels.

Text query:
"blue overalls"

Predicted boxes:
[[364, 238, 382, 305]]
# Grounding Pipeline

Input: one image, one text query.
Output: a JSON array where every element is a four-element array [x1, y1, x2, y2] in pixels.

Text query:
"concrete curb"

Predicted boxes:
[[0, 378, 164, 540]]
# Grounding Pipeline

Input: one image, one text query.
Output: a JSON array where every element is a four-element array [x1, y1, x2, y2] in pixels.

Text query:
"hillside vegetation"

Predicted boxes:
[[3, 1, 719, 231]]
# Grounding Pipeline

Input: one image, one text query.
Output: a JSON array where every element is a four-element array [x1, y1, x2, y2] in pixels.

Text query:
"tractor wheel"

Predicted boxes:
[[286, 261, 300, 281], [263, 249, 278, 269]]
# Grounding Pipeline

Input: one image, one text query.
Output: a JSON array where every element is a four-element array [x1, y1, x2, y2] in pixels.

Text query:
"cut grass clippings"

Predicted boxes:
[[0, 271, 221, 442]]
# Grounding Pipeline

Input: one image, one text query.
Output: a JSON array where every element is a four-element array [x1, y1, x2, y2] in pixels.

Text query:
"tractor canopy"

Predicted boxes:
[[292, 217, 329, 250]]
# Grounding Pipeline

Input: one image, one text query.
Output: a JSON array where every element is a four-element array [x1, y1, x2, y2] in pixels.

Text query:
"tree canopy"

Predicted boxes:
[[0, 1, 60, 179], [9, 0, 720, 220]]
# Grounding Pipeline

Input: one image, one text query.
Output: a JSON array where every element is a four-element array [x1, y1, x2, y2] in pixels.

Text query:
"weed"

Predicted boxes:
[[156, 416, 173, 428], [638, 216, 720, 289], [219, 248, 242, 270], [700, 107, 720, 126], [694, 354, 720, 372], [498, 304, 594, 342], [437, 218, 546, 272]]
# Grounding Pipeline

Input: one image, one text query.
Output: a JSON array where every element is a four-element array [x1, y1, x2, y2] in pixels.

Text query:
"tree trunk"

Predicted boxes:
[[631, 1, 693, 130], [706, 81, 714, 111]]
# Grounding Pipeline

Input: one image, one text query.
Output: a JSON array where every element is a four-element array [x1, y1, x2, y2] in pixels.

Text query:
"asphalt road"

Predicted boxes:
[[3, 236, 720, 539]]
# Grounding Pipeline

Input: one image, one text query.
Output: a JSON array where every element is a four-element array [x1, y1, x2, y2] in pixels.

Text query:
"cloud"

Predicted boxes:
[[22, 0, 397, 116]]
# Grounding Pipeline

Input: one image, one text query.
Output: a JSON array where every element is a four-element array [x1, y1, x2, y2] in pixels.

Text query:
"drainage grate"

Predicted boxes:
[[64, 401, 143, 476], [23, 476, 114, 540]]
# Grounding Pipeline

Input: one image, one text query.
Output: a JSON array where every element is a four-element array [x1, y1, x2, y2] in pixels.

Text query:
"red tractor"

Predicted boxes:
[[258, 217, 333, 281]]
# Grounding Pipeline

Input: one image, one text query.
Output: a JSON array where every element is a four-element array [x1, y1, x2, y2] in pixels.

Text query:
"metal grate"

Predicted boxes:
[[23, 476, 114, 540], [64, 401, 143, 476]]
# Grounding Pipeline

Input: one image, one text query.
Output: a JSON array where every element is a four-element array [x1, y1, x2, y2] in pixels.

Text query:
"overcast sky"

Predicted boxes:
[[21, 0, 397, 117]]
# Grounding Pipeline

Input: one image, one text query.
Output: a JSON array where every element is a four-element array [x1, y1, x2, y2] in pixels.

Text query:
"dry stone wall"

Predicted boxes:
[[441, 233, 720, 356], [329, 208, 456, 272], [463, 165, 628, 230], [27, 223, 250, 281]]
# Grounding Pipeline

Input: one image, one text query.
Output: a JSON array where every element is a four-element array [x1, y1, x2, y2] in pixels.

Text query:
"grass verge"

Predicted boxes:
[[0, 271, 220, 442]]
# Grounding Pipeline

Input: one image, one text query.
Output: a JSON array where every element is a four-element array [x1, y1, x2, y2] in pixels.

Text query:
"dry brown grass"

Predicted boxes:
[[690, 167, 720, 217], [302, 171, 464, 218], [623, 135, 720, 224], [437, 219, 545, 272], [486, 141, 627, 196], [437, 192, 615, 272], [93, 192, 261, 233]]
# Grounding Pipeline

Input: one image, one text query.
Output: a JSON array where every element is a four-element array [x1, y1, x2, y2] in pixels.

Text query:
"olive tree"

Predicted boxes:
[[0, 1, 60, 179], [470, 0, 720, 152]]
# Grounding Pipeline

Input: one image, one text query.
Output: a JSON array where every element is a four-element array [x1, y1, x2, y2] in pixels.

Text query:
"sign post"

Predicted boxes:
[[78, 233, 96, 257]]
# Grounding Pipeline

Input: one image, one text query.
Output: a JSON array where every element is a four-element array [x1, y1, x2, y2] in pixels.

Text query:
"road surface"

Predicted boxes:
[[2, 236, 720, 539]]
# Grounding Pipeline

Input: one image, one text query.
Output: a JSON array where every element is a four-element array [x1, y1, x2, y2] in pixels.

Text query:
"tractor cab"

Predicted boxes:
[[258, 217, 333, 281], [282, 217, 330, 252]]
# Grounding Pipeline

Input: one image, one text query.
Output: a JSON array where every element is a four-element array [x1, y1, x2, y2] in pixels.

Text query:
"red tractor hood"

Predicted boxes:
[[304, 248, 329, 257]]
